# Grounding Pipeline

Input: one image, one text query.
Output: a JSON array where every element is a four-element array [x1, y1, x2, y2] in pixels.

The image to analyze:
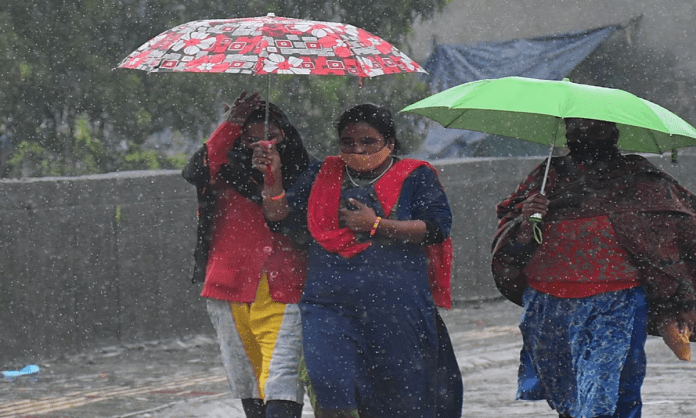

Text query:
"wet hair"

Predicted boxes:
[[336, 103, 402, 154], [606, 122, 620, 144], [223, 101, 310, 201], [565, 118, 620, 144], [239, 102, 308, 173], [244, 103, 294, 143], [592, 120, 620, 143]]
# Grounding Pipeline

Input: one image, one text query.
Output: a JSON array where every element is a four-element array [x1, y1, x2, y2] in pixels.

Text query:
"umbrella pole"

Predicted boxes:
[[540, 118, 561, 195], [539, 142, 555, 195], [262, 74, 277, 186], [530, 123, 560, 244], [264, 74, 270, 139]]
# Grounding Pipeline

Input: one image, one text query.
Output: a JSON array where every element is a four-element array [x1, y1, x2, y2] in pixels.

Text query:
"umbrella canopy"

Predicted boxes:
[[117, 13, 426, 163], [401, 76, 696, 154], [403, 76, 696, 243], [117, 13, 426, 78]]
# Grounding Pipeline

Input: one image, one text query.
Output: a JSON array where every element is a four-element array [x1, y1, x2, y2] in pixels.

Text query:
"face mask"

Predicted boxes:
[[340, 146, 392, 172], [228, 141, 264, 184]]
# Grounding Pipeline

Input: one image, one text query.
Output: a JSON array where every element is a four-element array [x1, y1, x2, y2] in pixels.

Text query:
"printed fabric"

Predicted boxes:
[[523, 215, 640, 298], [492, 153, 696, 337], [518, 286, 647, 418]]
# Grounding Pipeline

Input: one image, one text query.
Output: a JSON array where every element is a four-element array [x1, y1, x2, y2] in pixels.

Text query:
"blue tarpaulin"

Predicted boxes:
[[415, 26, 618, 159]]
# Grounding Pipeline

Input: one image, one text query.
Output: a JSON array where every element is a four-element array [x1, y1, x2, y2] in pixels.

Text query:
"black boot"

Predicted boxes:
[[265, 400, 303, 418], [242, 398, 266, 418]]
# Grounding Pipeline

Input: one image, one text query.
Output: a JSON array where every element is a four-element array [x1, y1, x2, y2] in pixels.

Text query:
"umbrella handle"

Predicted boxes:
[[266, 165, 275, 186], [531, 131, 556, 245], [259, 140, 276, 186], [529, 213, 543, 244], [263, 74, 273, 184]]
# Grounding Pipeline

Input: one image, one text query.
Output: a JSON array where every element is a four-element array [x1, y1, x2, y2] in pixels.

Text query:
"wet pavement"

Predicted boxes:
[[1, 299, 695, 418]]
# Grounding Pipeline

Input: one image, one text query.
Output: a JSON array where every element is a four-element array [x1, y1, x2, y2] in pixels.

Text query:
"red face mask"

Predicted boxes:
[[340, 146, 392, 172]]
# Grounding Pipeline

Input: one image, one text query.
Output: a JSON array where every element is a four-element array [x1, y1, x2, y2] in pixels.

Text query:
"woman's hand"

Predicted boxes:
[[224, 91, 262, 125], [252, 141, 283, 193], [340, 198, 428, 242], [255, 142, 290, 221], [340, 198, 377, 232], [658, 311, 695, 361], [520, 192, 550, 220], [676, 309, 696, 336]]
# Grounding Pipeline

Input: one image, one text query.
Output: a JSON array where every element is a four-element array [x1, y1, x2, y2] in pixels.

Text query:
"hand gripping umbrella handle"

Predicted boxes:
[[259, 140, 276, 186], [266, 165, 275, 186], [529, 136, 557, 245]]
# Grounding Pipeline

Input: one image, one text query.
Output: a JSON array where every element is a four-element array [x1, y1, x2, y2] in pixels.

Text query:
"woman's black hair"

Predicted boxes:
[[336, 103, 402, 154], [221, 101, 310, 202], [245, 102, 309, 187]]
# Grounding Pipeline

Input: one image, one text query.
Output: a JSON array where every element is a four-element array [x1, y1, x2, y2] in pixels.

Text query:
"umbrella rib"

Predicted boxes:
[[646, 128, 665, 154], [442, 108, 472, 129]]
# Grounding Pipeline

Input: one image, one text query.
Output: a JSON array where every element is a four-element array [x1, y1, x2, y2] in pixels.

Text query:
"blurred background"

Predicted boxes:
[[3, 1, 696, 178]]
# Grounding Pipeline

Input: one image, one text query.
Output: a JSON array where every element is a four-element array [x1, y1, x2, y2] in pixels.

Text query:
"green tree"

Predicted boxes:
[[0, 0, 446, 177]]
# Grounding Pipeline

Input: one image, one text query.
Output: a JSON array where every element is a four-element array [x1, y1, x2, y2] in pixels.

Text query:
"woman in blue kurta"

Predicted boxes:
[[254, 104, 463, 418]]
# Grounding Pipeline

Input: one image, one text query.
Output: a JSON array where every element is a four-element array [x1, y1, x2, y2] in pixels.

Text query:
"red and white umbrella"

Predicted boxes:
[[117, 13, 426, 79]]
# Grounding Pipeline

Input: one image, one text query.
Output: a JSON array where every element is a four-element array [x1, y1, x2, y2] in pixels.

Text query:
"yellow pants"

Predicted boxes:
[[207, 274, 304, 402]]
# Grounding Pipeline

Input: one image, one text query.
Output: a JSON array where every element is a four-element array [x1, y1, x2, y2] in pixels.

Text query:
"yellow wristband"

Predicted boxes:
[[370, 216, 382, 237]]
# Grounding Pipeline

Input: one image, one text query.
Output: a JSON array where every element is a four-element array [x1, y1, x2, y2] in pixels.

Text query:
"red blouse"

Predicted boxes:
[[523, 215, 640, 298]]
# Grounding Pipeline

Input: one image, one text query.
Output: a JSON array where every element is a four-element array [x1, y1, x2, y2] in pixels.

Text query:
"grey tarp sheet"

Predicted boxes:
[[415, 26, 618, 159]]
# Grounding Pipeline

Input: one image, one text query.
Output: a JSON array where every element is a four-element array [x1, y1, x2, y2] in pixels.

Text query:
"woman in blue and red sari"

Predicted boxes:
[[253, 104, 463, 418]]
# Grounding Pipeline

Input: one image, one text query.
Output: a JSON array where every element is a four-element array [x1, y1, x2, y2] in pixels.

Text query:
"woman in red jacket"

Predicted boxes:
[[182, 92, 310, 418]]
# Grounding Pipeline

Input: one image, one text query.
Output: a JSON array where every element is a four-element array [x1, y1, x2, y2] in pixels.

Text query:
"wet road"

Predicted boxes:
[[1, 299, 694, 417]]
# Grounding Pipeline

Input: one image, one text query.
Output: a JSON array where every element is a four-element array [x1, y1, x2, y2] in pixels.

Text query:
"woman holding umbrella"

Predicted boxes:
[[492, 118, 696, 418], [182, 92, 310, 418], [254, 103, 463, 418]]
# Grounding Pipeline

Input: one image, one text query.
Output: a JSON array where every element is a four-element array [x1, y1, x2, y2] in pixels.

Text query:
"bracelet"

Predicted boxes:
[[370, 216, 382, 237], [261, 190, 286, 201]]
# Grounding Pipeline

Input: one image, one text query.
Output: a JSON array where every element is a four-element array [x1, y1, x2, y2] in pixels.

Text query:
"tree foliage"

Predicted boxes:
[[0, 0, 446, 177]]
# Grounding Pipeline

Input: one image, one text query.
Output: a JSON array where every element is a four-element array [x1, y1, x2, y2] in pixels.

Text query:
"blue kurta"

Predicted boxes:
[[287, 161, 461, 417]]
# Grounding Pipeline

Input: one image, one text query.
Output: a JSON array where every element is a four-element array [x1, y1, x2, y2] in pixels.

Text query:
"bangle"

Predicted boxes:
[[262, 190, 286, 201], [370, 216, 382, 237]]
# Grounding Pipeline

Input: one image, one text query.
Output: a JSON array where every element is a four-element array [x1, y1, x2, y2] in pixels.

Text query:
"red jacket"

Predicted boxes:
[[196, 122, 307, 303]]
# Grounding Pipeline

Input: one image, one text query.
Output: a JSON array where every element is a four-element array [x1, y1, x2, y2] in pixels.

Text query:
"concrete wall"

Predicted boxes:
[[408, 1, 696, 125], [0, 171, 201, 363], [2, 155, 696, 362]]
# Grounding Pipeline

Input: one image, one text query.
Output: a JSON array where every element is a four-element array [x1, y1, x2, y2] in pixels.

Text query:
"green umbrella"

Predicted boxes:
[[402, 76, 696, 153], [402, 76, 696, 242]]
